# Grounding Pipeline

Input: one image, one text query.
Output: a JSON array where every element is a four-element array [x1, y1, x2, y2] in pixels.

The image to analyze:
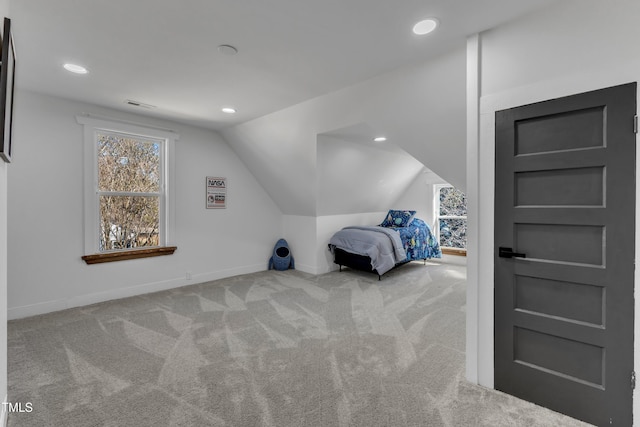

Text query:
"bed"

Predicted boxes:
[[328, 210, 441, 279]]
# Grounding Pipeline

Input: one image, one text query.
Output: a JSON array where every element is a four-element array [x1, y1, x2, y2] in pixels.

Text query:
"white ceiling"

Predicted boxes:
[[12, 0, 558, 130]]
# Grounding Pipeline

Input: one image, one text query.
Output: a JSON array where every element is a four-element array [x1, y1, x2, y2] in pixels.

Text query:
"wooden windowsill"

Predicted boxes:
[[442, 247, 467, 257], [82, 246, 177, 265]]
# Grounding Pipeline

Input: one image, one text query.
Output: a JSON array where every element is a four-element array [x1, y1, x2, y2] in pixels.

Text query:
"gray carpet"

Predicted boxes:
[[7, 262, 590, 426]]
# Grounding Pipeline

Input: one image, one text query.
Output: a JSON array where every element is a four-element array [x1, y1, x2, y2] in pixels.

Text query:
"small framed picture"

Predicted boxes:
[[206, 176, 227, 209]]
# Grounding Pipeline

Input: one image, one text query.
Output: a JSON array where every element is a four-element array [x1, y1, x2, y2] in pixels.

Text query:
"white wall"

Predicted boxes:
[[394, 169, 447, 229], [282, 215, 317, 274], [7, 90, 283, 319], [0, 1, 11, 421], [0, 130, 6, 425], [467, 0, 640, 422], [316, 134, 424, 216]]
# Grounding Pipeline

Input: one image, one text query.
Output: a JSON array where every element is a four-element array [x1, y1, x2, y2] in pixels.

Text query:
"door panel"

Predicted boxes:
[[495, 83, 636, 426], [515, 223, 604, 265], [514, 275, 604, 325], [515, 166, 604, 206], [514, 327, 603, 386], [515, 106, 605, 154]]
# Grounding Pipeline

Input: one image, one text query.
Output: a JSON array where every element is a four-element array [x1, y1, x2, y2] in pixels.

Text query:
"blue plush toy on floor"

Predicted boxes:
[[268, 238, 294, 270]]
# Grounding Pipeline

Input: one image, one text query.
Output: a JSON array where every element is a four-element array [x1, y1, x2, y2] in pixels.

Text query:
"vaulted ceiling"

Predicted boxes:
[[11, 0, 559, 216], [13, 0, 557, 129]]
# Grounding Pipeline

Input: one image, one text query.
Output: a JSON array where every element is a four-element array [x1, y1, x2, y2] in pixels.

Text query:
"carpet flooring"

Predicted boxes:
[[8, 262, 590, 426]]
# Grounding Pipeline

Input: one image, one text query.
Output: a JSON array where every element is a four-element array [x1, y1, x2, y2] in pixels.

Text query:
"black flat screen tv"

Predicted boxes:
[[0, 17, 15, 163]]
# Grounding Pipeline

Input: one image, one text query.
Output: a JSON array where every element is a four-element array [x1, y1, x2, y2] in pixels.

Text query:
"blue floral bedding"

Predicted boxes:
[[390, 218, 441, 261]]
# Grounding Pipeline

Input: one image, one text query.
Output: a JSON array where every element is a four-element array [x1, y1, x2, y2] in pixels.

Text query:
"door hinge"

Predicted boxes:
[[632, 371, 636, 390], [635, 115, 638, 134]]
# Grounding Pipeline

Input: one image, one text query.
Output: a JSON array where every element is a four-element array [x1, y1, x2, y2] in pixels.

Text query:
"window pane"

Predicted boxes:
[[98, 133, 161, 193], [99, 195, 159, 251], [439, 218, 467, 249], [439, 187, 467, 216]]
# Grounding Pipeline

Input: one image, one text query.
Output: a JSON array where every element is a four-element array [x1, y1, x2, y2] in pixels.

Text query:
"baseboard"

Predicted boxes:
[[293, 263, 324, 275], [189, 264, 265, 284], [440, 254, 467, 265], [8, 263, 266, 320]]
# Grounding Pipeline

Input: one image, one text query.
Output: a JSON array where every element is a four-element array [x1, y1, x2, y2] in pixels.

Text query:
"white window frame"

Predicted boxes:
[[434, 184, 467, 250], [77, 115, 178, 255]]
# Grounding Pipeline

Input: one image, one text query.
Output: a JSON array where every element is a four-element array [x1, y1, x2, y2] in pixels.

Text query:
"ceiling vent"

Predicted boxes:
[[125, 99, 156, 109]]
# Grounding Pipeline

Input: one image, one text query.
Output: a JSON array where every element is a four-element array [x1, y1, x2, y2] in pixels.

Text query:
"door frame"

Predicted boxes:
[[466, 41, 640, 420]]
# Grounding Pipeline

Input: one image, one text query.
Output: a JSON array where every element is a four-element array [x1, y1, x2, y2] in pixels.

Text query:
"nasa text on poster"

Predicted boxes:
[[206, 176, 227, 209]]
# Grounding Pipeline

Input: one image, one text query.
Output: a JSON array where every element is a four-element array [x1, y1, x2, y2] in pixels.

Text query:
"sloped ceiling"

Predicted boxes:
[[12, 0, 558, 129], [317, 125, 425, 216], [10, 0, 558, 217], [221, 46, 467, 216]]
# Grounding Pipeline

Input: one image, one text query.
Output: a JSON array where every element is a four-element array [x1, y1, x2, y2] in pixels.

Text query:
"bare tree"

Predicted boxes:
[[97, 133, 161, 251], [438, 187, 467, 249]]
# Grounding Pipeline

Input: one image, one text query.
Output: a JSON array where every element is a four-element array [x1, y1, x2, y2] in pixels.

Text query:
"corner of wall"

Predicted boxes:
[[0, 5, 11, 414], [282, 215, 319, 274], [465, 33, 481, 386], [0, 162, 7, 424]]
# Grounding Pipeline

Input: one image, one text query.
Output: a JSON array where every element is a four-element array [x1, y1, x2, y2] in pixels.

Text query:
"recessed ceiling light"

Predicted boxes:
[[373, 136, 387, 142], [63, 63, 88, 74], [413, 18, 439, 35], [222, 107, 237, 114]]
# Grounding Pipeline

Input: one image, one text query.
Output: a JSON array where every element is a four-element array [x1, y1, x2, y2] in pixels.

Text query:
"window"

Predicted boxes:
[[435, 185, 467, 253], [78, 116, 178, 263], [97, 131, 162, 250]]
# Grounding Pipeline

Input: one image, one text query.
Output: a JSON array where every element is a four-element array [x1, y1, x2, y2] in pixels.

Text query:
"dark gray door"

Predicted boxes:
[[495, 83, 636, 426]]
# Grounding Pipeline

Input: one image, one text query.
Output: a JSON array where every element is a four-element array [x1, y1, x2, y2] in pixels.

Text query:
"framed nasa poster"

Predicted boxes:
[[206, 177, 227, 209]]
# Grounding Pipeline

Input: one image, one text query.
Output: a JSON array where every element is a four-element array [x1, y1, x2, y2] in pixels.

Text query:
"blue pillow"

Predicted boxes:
[[380, 210, 416, 228]]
